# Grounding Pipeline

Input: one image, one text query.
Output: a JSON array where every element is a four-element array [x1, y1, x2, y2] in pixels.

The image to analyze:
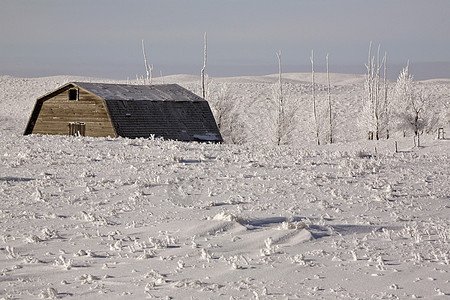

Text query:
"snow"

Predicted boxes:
[[1, 74, 449, 299]]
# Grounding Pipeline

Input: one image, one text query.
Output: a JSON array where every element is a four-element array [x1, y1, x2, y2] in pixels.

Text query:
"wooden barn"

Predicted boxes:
[[24, 82, 223, 142]]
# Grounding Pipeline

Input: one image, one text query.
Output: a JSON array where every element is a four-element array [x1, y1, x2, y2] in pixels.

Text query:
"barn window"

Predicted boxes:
[[68, 122, 86, 136], [69, 88, 79, 101]]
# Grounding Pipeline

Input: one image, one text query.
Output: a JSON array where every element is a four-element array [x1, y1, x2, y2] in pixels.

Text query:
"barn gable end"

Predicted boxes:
[[24, 82, 223, 142], [24, 83, 116, 137]]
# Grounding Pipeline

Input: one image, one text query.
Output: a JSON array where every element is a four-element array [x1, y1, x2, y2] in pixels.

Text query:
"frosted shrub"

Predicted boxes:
[[226, 255, 247, 270], [200, 248, 212, 262], [437, 225, 450, 243], [402, 225, 423, 244], [34, 188, 44, 202], [23, 256, 41, 264], [209, 211, 245, 223], [77, 273, 99, 284], [38, 287, 58, 299], [5, 246, 20, 259], [138, 250, 156, 260], [441, 251, 449, 265], [177, 260, 185, 270], [148, 235, 178, 249], [351, 250, 358, 261], [260, 237, 277, 256], [54, 256, 73, 270], [354, 150, 372, 159], [81, 211, 113, 226], [41, 227, 60, 240], [279, 221, 307, 230], [144, 269, 166, 284], [291, 254, 307, 265], [148, 237, 168, 249], [382, 228, 393, 241], [414, 252, 424, 263], [375, 256, 386, 271], [25, 235, 43, 243]]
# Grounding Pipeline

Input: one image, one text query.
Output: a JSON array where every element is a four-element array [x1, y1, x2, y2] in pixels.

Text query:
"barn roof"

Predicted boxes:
[[105, 100, 221, 141], [72, 82, 205, 102]]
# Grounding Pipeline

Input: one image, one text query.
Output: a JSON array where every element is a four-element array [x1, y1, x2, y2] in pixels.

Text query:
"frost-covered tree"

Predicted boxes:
[[326, 54, 334, 144], [392, 62, 414, 136], [270, 51, 297, 145], [393, 63, 439, 147], [308, 51, 334, 145], [201, 32, 207, 99], [141, 39, 153, 84], [208, 83, 246, 144], [398, 90, 431, 147], [310, 50, 320, 145], [361, 42, 389, 140]]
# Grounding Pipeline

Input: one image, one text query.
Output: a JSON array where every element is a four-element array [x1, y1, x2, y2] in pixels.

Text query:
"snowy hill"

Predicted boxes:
[[0, 74, 449, 299]]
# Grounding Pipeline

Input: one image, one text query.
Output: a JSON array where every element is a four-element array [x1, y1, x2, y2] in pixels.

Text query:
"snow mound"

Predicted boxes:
[[208, 212, 246, 223]]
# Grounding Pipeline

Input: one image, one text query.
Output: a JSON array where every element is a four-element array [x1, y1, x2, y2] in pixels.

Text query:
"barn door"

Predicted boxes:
[[68, 122, 86, 136]]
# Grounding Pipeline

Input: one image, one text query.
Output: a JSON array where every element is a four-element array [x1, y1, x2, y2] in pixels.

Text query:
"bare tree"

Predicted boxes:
[[393, 61, 414, 137], [201, 32, 207, 99], [311, 50, 320, 145], [270, 51, 297, 145], [411, 91, 427, 147], [397, 89, 428, 147], [160, 70, 165, 84], [210, 83, 231, 131], [383, 51, 389, 138], [141, 40, 153, 84], [326, 53, 334, 144], [274, 50, 284, 145], [394, 66, 439, 147], [361, 42, 389, 140], [208, 83, 246, 144]]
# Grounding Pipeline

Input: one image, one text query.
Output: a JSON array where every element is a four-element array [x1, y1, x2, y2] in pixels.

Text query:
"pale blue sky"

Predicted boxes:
[[1, 0, 449, 79]]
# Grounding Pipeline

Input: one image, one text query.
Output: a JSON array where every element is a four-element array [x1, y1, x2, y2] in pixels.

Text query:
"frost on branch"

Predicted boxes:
[[269, 51, 298, 145], [393, 63, 439, 146], [208, 82, 246, 144], [360, 42, 389, 140]]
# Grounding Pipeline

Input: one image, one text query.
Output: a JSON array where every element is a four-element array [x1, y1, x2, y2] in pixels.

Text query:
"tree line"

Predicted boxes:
[[141, 38, 445, 146], [207, 42, 443, 146]]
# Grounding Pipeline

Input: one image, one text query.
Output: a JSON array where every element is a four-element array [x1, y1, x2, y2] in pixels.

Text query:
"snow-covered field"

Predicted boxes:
[[1, 74, 449, 299]]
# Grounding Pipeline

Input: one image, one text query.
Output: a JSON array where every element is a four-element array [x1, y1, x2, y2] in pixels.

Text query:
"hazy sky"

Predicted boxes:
[[1, 0, 449, 79]]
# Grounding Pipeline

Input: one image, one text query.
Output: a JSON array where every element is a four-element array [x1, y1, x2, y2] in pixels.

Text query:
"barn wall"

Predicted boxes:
[[32, 87, 116, 137]]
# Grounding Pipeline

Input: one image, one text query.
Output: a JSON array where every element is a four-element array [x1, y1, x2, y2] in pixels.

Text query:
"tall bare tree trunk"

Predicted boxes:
[[326, 54, 333, 144], [311, 50, 320, 145], [383, 52, 389, 139], [364, 42, 386, 140], [142, 40, 150, 84], [276, 50, 283, 145], [374, 45, 381, 140], [201, 32, 207, 99]]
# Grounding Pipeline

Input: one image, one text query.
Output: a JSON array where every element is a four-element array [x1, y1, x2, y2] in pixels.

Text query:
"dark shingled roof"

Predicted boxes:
[[105, 99, 221, 141], [72, 82, 205, 102]]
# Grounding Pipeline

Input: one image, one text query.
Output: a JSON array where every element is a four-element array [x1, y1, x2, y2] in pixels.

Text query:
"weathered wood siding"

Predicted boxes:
[[32, 87, 116, 137]]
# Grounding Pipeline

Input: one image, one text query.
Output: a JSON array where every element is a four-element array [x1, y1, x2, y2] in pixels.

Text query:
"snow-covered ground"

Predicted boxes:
[[1, 74, 449, 299]]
